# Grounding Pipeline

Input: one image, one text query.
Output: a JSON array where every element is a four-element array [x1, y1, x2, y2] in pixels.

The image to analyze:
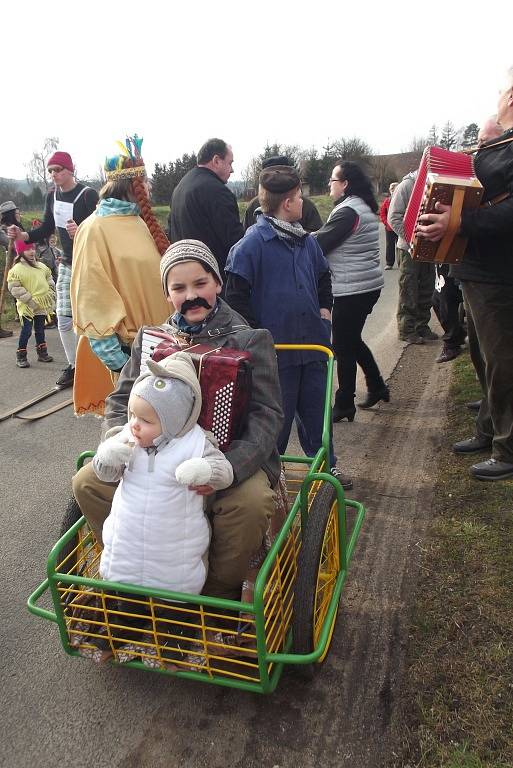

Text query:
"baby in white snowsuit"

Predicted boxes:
[[93, 351, 233, 595]]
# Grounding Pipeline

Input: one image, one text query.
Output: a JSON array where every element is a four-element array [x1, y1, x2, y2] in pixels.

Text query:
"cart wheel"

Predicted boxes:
[[57, 496, 83, 573], [292, 481, 341, 678]]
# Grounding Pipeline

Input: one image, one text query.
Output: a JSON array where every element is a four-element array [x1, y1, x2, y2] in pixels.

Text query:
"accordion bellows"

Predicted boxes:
[[141, 330, 252, 451], [404, 146, 483, 264]]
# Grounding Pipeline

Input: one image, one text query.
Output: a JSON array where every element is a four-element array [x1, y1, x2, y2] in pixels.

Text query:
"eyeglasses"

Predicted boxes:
[[328, 178, 341, 184], [48, 167, 64, 174]]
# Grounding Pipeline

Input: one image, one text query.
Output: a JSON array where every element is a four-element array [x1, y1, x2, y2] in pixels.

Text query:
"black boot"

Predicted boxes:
[[332, 394, 356, 423], [16, 348, 30, 368], [36, 342, 53, 362], [358, 384, 390, 409]]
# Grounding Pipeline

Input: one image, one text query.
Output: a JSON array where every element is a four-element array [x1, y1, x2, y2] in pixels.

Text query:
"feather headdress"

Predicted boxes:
[[104, 134, 146, 180]]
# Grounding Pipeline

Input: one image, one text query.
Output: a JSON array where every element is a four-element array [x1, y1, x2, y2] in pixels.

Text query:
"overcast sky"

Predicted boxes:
[[1, 0, 511, 183]]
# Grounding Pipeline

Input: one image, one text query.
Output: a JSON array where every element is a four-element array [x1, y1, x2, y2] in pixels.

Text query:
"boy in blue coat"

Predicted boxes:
[[225, 165, 352, 489]]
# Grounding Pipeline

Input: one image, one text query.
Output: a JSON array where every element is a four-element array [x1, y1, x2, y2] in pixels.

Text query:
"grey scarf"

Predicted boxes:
[[264, 215, 308, 244]]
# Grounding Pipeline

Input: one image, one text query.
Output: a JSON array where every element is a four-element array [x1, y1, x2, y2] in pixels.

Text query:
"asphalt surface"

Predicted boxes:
[[0, 228, 448, 768]]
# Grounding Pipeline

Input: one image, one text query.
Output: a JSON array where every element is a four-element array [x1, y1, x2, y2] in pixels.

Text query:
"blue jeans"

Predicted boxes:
[[18, 315, 45, 350], [278, 361, 336, 467]]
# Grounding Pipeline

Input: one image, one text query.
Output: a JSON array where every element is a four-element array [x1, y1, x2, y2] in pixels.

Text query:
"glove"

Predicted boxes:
[[175, 457, 213, 486], [96, 425, 134, 468]]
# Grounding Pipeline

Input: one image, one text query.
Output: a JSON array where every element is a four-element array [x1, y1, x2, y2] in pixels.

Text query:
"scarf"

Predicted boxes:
[[171, 300, 221, 335], [96, 198, 140, 217], [263, 215, 308, 244]]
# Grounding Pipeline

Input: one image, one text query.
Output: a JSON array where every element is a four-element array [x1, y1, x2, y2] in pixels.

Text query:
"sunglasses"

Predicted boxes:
[[48, 167, 65, 174]]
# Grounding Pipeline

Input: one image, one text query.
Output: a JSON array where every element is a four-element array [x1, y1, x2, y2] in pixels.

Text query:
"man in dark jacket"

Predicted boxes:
[[417, 66, 513, 481], [242, 155, 322, 233], [72, 239, 283, 600], [168, 139, 244, 280]]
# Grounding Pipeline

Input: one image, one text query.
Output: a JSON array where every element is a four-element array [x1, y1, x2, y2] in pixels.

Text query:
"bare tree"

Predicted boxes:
[[0, 178, 18, 201], [408, 136, 430, 152], [370, 156, 396, 193], [332, 136, 373, 163], [26, 137, 60, 192], [241, 156, 262, 197]]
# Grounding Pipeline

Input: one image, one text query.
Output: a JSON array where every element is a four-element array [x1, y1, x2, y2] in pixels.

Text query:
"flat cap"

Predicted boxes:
[[259, 165, 300, 194]]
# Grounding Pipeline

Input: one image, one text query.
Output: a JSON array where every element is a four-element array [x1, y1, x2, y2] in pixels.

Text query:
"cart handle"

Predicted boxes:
[[274, 343, 333, 358], [27, 578, 58, 623]]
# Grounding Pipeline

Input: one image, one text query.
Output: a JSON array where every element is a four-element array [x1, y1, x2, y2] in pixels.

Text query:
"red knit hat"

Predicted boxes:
[[47, 151, 74, 172], [14, 240, 35, 255]]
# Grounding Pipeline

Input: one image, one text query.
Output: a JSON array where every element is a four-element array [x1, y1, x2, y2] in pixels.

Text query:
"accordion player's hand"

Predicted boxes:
[[417, 202, 453, 242]]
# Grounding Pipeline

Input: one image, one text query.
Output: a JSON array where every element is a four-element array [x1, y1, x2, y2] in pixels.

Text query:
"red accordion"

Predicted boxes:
[[140, 330, 252, 451], [403, 146, 483, 264]]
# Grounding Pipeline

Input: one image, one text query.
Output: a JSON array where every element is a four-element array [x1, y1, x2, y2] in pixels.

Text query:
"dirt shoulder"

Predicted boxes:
[[389, 354, 513, 768]]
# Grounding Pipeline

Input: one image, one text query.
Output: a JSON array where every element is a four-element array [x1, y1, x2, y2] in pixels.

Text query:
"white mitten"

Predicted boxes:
[[175, 457, 213, 486], [96, 426, 134, 468]]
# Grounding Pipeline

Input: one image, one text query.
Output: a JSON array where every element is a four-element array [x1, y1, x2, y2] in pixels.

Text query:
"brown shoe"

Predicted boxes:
[[436, 346, 461, 363], [400, 333, 425, 345], [418, 328, 439, 341]]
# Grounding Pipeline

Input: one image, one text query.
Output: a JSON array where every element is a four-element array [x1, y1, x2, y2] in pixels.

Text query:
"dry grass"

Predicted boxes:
[[391, 353, 513, 768]]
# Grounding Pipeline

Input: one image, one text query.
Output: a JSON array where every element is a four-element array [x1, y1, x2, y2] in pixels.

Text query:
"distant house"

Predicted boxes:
[[370, 151, 423, 193]]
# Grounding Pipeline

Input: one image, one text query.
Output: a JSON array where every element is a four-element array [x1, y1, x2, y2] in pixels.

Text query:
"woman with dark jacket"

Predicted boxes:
[[315, 161, 388, 422]]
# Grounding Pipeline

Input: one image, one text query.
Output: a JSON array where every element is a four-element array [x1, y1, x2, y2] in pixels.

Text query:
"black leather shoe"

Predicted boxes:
[[466, 399, 482, 411], [332, 403, 356, 423], [357, 385, 390, 409], [470, 458, 513, 481], [453, 436, 493, 454]]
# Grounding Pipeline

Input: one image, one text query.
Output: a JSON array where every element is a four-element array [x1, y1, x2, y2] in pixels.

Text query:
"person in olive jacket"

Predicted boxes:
[[168, 138, 244, 281]]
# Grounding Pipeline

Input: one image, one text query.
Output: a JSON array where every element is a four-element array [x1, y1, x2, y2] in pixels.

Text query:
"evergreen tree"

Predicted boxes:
[[462, 122, 479, 149], [303, 148, 325, 194], [427, 124, 439, 146], [151, 152, 197, 204], [440, 121, 457, 150]]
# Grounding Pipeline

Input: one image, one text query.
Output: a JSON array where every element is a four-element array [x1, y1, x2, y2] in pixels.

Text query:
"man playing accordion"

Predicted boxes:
[[417, 66, 513, 482]]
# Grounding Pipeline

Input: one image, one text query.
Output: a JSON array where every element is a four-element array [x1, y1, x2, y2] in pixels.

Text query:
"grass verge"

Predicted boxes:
[[392, 352, 513, 768]]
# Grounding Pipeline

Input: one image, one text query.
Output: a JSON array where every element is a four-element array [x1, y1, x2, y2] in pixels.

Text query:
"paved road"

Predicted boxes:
[[0, 228, 446, 768]]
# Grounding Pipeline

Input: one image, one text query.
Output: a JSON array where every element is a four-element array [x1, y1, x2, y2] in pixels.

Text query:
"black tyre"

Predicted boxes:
[[292, 481, 340, 678], [57, 496, 83, 574]]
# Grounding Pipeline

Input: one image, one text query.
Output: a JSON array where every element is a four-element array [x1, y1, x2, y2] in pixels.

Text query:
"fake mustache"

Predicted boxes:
[[181, 297, 212, 313]]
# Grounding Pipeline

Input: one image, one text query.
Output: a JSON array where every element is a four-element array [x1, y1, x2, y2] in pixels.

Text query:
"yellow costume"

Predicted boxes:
[[71, 214, 168, 342], [71, 213, 170, 416]]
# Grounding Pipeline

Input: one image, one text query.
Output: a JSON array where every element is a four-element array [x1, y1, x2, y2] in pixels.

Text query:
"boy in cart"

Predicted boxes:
[[225, 164, 352, 490], [73, 239, 284, 602]]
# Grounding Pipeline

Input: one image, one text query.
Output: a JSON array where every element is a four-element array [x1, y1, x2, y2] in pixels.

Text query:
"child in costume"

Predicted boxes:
[[70, 135, 171, 417], [71, 135, 169, 376], [8, 240, 55, 368], [93, 350, 234, 595]]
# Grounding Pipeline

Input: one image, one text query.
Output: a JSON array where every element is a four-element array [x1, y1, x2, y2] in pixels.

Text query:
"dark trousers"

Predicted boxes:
[[332, 290, 383, 408], [18, 315, 45, 350], [397, 248, 435, 337], [432, 268, 466, 349], [385, 229, 398, 267], [463, 281, 513, 463], [278, 361, 336, 467]]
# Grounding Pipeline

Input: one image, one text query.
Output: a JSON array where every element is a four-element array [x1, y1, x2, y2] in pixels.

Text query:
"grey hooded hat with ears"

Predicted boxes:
[[130, 351, 202, 440]]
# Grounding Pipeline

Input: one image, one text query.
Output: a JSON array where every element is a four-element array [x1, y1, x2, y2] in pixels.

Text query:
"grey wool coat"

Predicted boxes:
[[103, 299, 284, 488]]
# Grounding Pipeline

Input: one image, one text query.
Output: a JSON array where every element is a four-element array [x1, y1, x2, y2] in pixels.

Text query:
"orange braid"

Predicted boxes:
[[132, 177, 170, 256]]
